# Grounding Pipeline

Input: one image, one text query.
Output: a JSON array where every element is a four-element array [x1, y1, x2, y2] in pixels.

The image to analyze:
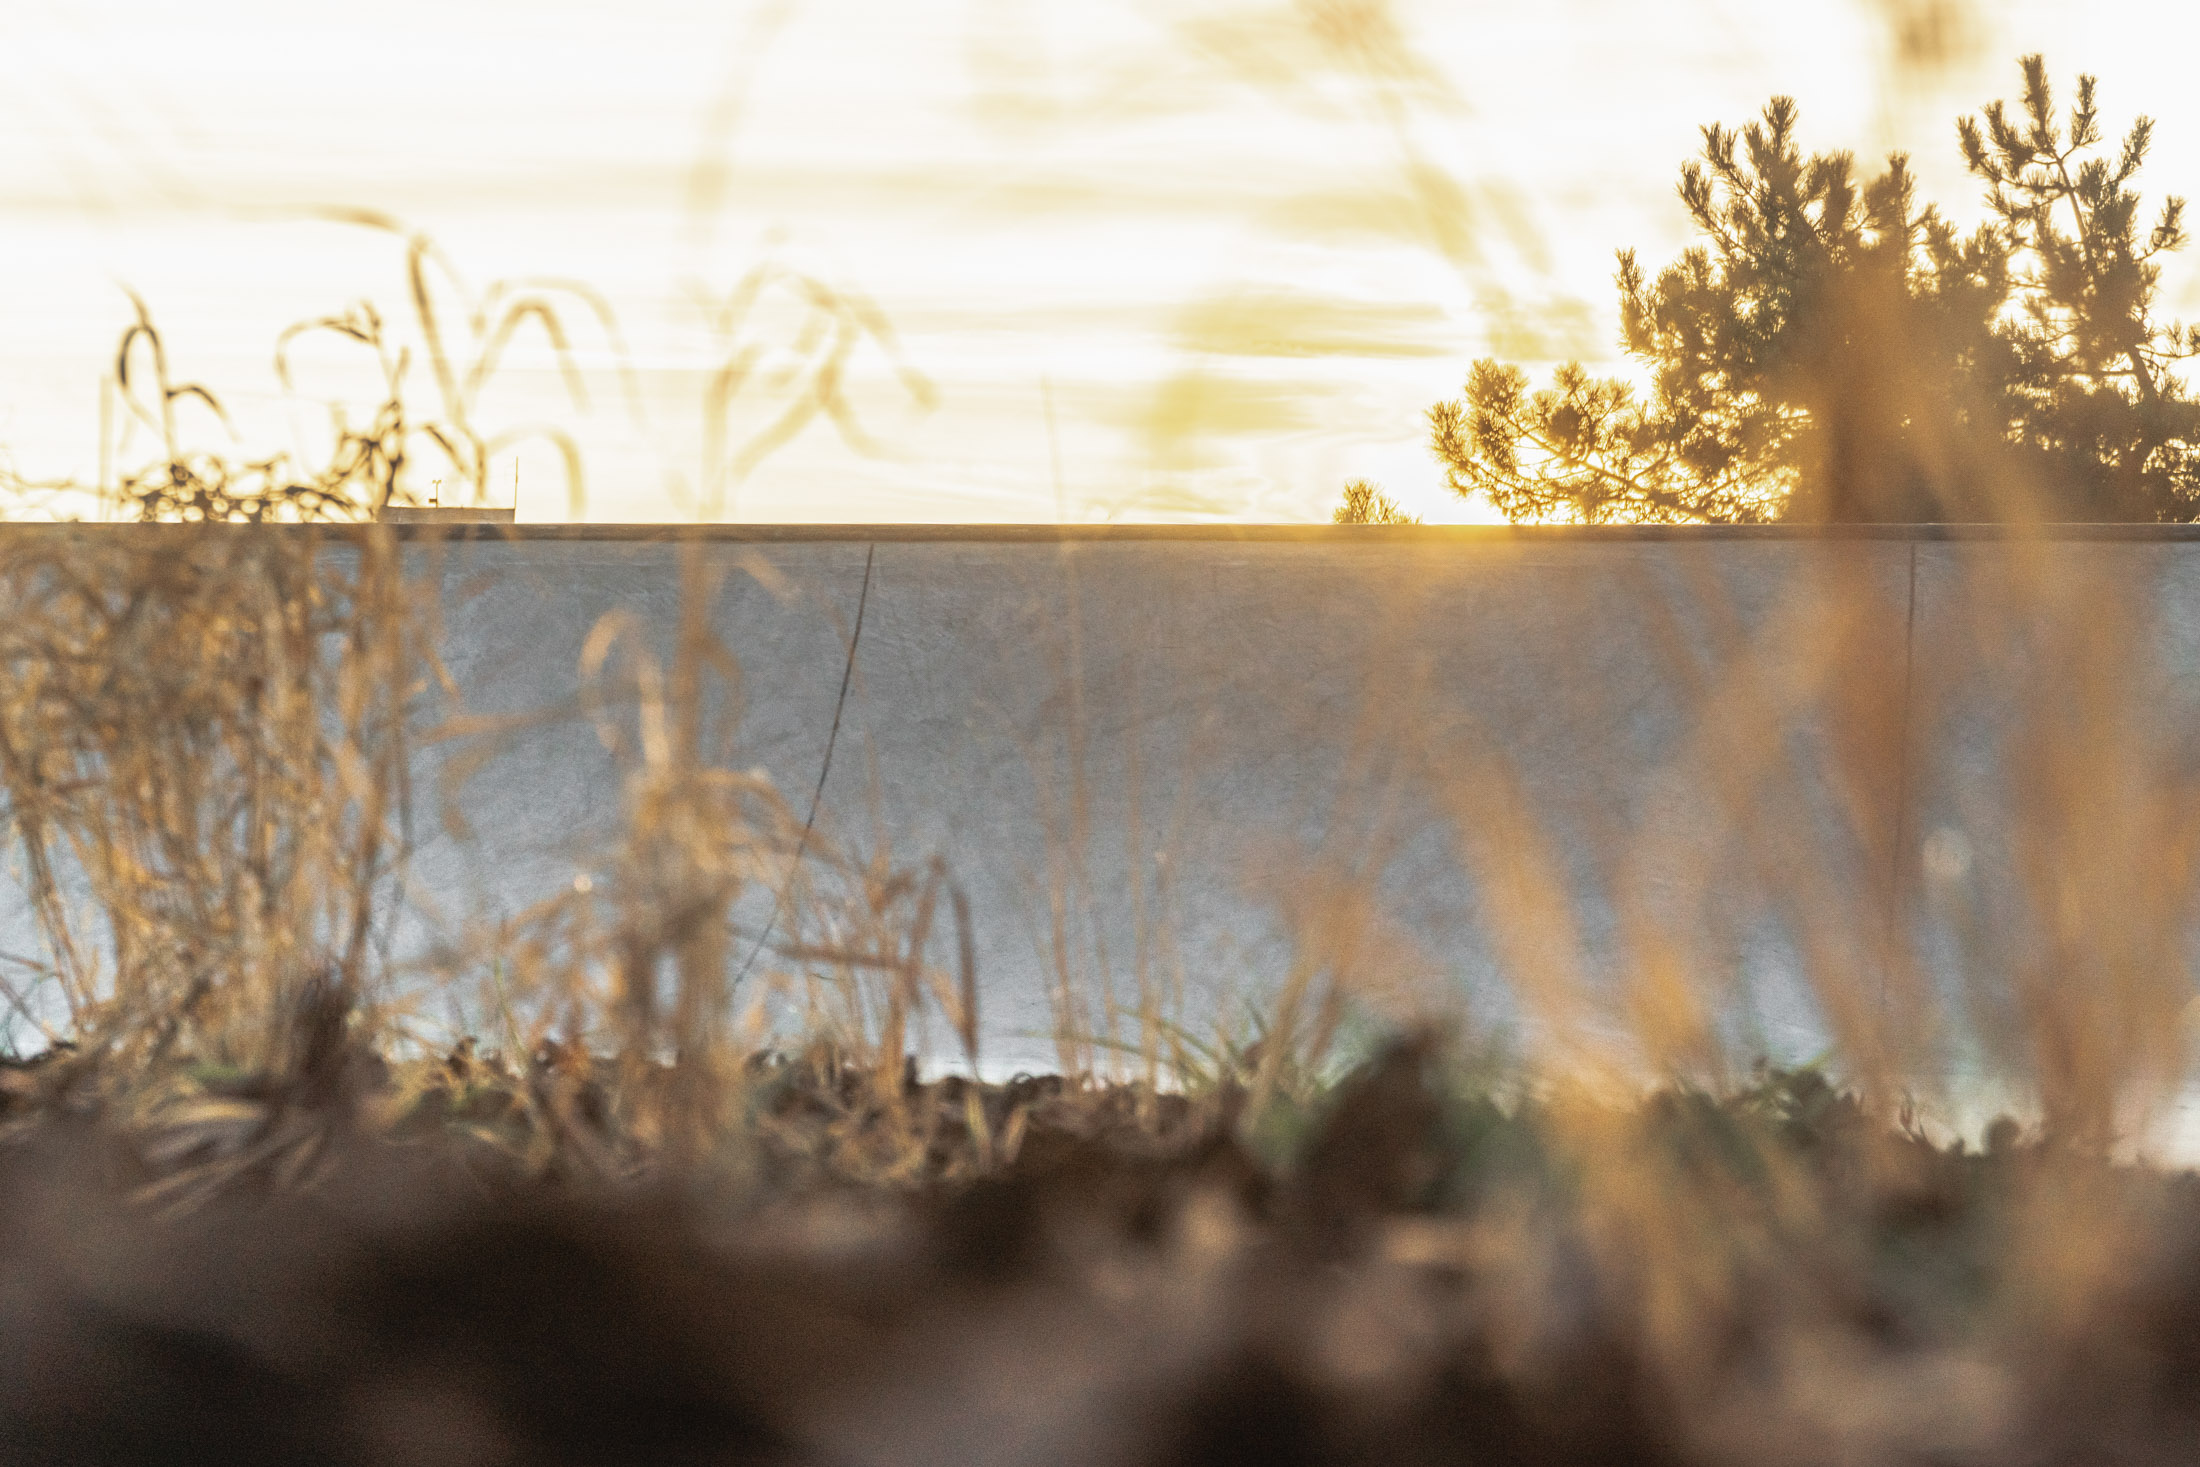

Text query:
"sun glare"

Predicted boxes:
[[0, 0, 2193, 521]]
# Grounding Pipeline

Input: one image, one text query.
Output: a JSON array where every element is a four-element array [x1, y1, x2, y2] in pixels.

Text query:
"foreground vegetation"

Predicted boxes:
[[5, 59, 2200, 1458], [0, 518, 2194, 1465], [8, 1023, 2200, 1466]]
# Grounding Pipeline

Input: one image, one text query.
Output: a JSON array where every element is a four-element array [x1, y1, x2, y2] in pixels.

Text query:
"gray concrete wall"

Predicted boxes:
[[382, 527, 2200, 1083], [12, 525, 2200, 1089]]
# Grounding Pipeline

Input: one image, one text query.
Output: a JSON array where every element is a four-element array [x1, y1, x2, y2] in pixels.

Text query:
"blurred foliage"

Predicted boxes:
[[14, 1022, 2195, 1465], [1432, 55, 2200, 524]]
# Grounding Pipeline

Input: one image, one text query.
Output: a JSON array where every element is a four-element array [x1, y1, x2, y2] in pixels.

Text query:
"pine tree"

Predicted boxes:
[[1428, 56, 2200, 524], [1959, 58, 2200, 519]]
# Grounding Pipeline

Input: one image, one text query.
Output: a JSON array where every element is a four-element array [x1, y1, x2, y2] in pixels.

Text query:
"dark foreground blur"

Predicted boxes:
[[5, 1035, 2200, 1467]]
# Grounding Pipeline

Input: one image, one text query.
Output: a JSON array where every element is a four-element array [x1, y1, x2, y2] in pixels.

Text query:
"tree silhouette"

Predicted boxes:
[[1428, 56, 2200, 524], [1332, 478, 1420, 524]]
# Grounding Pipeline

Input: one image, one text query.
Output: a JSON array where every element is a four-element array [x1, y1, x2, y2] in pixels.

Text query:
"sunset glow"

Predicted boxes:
[[2, 0, 2196, 521]]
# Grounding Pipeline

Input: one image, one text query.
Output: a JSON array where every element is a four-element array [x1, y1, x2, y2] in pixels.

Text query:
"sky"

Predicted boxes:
[[2, 0, 2199, 522]]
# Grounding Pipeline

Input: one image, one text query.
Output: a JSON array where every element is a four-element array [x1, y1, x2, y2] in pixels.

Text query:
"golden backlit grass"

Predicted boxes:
[[4, 240, 2200, 1464]]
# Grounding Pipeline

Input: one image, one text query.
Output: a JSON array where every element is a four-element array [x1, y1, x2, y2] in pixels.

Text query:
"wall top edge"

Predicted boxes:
[[8, 522, 2200, 543]]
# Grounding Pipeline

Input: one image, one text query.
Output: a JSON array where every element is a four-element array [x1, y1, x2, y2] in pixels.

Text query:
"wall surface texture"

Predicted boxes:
[[11, 526, 2198, 1094]]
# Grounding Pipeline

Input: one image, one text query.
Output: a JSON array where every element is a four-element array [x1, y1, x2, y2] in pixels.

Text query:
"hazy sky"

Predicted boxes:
[[3, 0, 2197, 522]]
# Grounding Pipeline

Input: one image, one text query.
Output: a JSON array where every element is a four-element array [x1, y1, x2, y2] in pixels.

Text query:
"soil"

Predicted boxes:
[[3, 1037, 2198, 1467]]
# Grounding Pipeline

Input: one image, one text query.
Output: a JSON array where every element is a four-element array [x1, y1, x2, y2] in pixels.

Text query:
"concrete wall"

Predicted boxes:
[[378, 527, 2200, 1079], [13, 525, 2200, 1084]]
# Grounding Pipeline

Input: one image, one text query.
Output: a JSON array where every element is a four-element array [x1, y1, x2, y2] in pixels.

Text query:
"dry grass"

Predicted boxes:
[[3, 241, 2200, 1465]]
